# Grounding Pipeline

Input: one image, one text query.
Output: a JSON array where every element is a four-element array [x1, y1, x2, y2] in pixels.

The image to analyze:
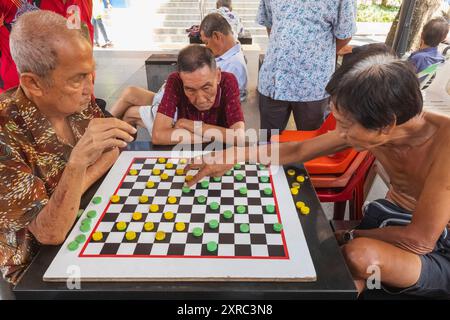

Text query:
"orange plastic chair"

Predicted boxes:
[[271, 114, 358, 174], [310, 151, 369, 188]]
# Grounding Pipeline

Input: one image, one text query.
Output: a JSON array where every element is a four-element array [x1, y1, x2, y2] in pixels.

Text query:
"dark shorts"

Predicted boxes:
[[258, 93, 330, 138], [358, 199, 450, 299]]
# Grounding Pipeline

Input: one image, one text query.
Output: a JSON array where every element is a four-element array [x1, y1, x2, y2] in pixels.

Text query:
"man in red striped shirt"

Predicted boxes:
[[151, 45, 245, 145]]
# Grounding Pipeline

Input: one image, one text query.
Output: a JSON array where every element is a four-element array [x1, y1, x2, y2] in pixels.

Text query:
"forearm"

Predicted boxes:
[[199, 123, 245, 145], [240, 136, 347, 166], [82, 148, 119, 193], [354, 226, 435, 255], [239, 142, 304, 165], [336, 37, 352, 54], [152, 127, 199, 145], [28, 162, 87, 245]]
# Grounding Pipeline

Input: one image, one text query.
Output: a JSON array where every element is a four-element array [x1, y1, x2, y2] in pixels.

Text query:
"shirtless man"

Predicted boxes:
[[185, 51, 450, 298]]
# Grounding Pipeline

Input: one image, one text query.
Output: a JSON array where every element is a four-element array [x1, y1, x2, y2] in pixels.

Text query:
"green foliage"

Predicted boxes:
[[357, 4, 401, 22]]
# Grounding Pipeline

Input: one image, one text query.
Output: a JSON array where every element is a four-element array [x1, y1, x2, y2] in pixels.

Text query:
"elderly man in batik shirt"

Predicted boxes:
[[0, 10, 135, 284]]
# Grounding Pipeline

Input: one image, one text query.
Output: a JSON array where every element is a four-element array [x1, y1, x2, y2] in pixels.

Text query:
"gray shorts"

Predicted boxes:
[[358, 199, 450, 299]]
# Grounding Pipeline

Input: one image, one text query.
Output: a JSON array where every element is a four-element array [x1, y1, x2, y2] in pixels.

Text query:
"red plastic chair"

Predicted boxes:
[[271, 114, 358, 174], [316, 152, 376, 220]]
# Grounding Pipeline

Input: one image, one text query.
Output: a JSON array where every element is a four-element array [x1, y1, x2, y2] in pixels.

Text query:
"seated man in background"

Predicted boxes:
[[187, 50, 450, 299], [151, 45, 245, 145], [200, 13, 248, 101], [0, 11, 135, 284], [109, 14, 248, 137], [408, 17, 449, 75]]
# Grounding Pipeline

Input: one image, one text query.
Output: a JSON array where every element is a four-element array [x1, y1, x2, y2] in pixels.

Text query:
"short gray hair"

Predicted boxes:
[[10, 10, 89, 79], [216, 0, 232, 10]]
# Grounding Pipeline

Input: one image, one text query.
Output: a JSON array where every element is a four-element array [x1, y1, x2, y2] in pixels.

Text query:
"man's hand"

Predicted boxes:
[[174, 119, 196, 133], [69, 118, 136, 168], [83, 146, 120, 192], [184, 149, 238, 187]]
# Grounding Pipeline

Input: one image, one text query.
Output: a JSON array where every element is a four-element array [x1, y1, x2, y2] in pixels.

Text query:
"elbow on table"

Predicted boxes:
[[32, 231, 67, 246], [151, 130, 166, 145], [402, 229, 436, 255]]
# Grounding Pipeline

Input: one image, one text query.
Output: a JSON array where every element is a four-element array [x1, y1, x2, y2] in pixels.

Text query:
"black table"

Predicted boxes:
[[13, 142, 357, 299]]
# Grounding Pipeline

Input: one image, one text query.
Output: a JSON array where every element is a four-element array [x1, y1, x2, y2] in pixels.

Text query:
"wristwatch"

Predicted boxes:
[[343, 229, 356, 243]]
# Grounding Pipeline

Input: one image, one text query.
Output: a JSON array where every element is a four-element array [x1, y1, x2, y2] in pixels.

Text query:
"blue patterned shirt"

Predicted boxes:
[[257, 0, 357, 102]]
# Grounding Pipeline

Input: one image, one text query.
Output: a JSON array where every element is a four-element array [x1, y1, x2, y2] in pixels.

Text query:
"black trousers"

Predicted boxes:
[[258, 92, 330, 140]]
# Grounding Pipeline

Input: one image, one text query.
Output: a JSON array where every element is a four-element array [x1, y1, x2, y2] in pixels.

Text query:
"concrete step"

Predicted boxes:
[[162, 2, 260, 9], [161, 20, 262, 28], [152, 33, 268, 43], [157, 7, 259, 14], [158, 12, 260, 20], [153, 26, 267, 36]]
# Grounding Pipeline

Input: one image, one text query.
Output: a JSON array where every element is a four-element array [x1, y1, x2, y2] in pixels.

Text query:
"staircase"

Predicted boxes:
[[150, 0, 267, 48]]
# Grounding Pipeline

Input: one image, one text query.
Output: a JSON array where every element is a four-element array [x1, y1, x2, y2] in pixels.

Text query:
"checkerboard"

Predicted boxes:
[[44, 151, 316, 282]]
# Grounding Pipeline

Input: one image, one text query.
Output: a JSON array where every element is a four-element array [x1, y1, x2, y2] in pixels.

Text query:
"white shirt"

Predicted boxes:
[[216, 43, 248, 101]]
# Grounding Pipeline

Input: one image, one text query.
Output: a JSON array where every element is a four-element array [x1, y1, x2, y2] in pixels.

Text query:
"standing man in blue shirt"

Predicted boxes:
[[257, 0, 357, 137]]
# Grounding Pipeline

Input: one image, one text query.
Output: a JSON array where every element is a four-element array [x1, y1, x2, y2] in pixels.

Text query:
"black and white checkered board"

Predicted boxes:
[[80, 157, 287, 258]]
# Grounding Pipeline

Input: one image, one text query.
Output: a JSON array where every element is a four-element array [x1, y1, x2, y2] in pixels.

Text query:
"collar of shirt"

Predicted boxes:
[[210, 86, 222, 110], [216, 43, 241, 63], [411, 46, 439, 57], [12, 87, 96, 153]]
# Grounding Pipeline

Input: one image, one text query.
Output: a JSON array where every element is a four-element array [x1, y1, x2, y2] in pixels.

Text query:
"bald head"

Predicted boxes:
[[10, 10, 91, 80]]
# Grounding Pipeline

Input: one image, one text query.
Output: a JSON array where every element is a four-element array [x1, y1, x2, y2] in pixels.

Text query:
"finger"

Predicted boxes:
[[101, 138, 128, 150], [101, 128, 135, 143], [186, 166, 210, 187], [184, 156, 203, 173], [91, 118, 138, 135]]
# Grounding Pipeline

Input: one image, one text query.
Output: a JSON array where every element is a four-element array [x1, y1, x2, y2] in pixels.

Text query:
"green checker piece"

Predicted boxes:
[[235, 174, 244, 181], [239, 187, 248, 195], [209, 202, 220, 211], [86, 210, 97, 219], [92, 196, 102, 204], [225, 170, 233, 176], [212, 176, 222, 182], [236, 205, 246, 214], [80, 223, 91, 233], [193, 227, 203, 237], [260, 176, 269, 183], [234, 163, 242, 170], [240, 223, 250, 233], [75, 234, 87, 244], [209, 219, 219, 229], [197, 195, 207, 204], [68, 241, 79, 251], [273, 223, 283, 232], [207, 241, 218, 252], [223, 210, 233, 219], [81, 218, 92, 226], [258, 164, 266, 170], [182, 186, 191, 194], [266, 204, 276, 214], [263, 188, 273, 196], [201, 180, 210, 189]]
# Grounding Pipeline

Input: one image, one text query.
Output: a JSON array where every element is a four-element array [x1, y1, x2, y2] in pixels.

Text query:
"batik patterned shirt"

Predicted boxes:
[[0, 87, 104, 284], [257, 0, 357, 102]]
